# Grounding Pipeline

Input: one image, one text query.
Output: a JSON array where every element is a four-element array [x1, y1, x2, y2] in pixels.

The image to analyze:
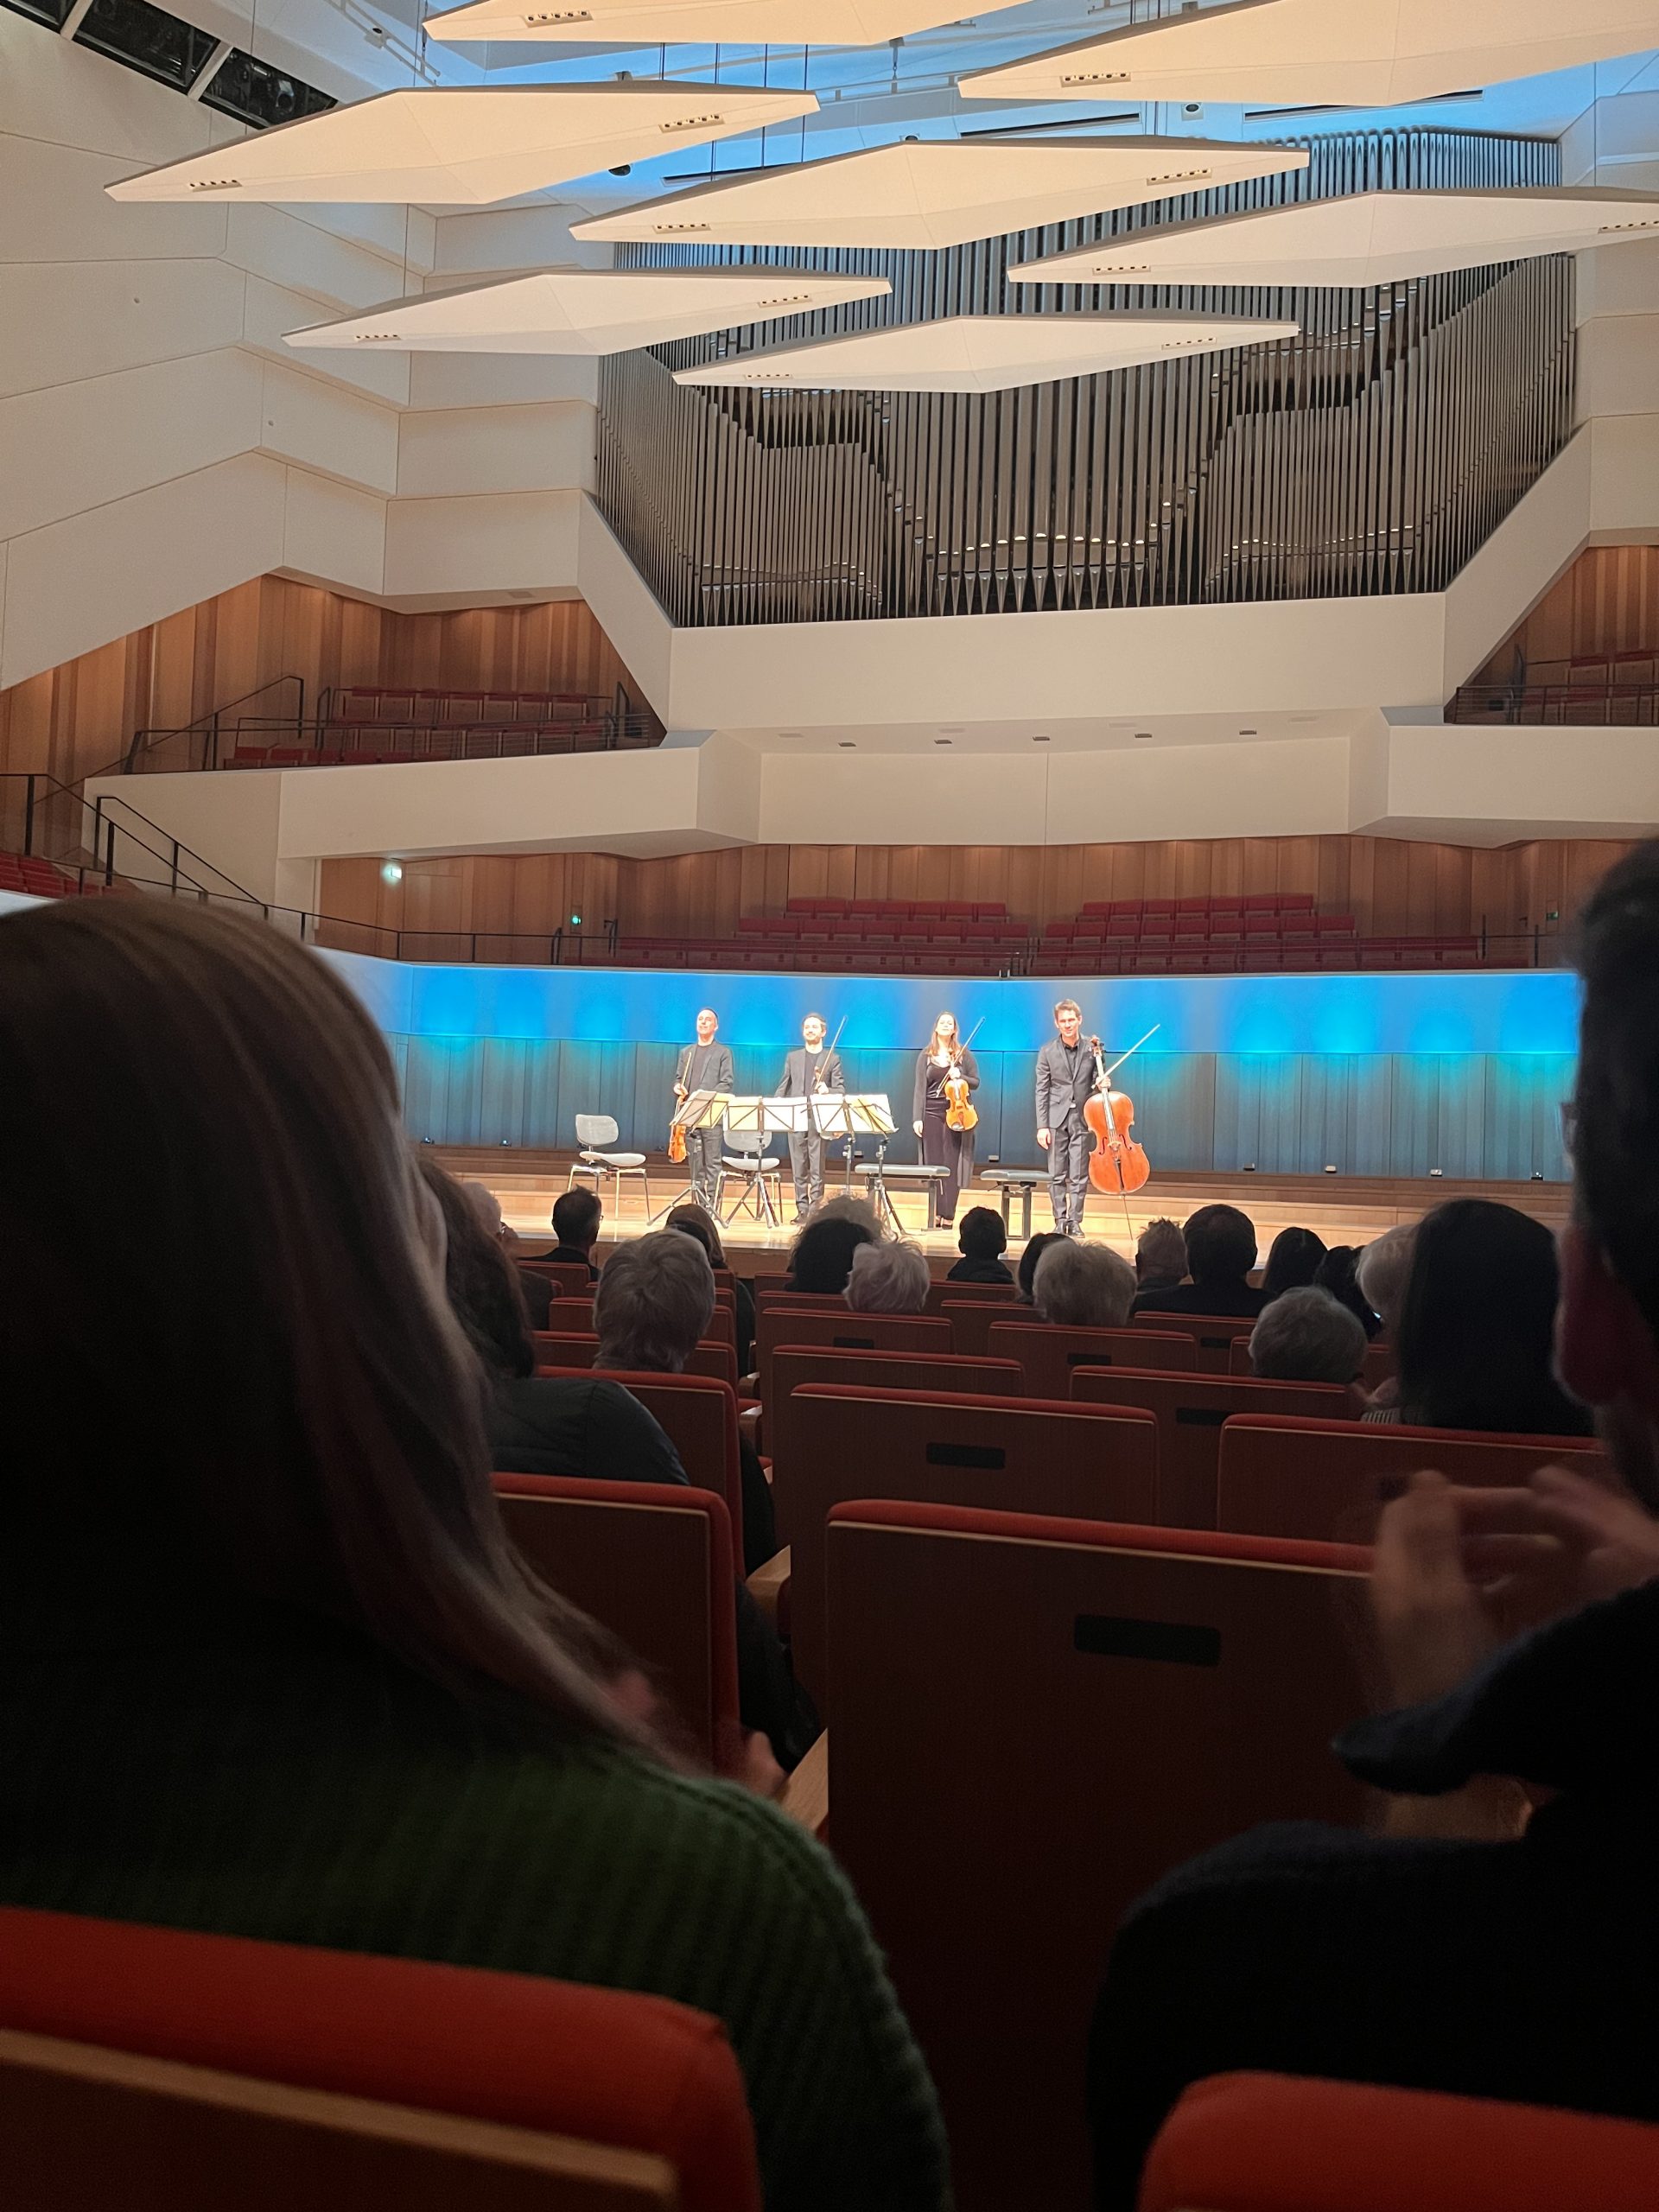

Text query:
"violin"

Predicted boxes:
[[944, 1065, 977, 1133], [1084, 1033, 1153, 1196]]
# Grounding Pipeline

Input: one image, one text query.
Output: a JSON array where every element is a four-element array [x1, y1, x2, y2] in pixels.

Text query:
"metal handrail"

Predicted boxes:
[[118, 673, 308, 776], [1447, 677, 1659, 724]]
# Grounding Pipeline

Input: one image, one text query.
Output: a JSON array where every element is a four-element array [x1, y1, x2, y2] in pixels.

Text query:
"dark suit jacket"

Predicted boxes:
[[1034, 1036, 1101, 1133], [531, 1243, 601, 1283], [676, 1040, 735, 1098], [777, 1047, 845, 1123]]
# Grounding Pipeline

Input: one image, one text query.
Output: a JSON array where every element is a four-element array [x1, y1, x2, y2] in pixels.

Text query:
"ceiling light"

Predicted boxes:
[[1134, 731, 1154, 741], [674, 310, 1297, 395], [427, 0, 974, 48], [958, 0, 1659, 110], [839, 741, 856, 748], [935, 737, 954, 745], [1238, 727, 1258, 734], [1032, 734, 1052, 743], [1008, 188, 1659, 291], [106, 82, 818, 206], [287, 266, 891, 355], [572, 137, 1307, 253]]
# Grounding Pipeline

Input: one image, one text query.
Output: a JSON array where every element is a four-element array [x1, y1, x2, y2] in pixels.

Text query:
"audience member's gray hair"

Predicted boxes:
[[1033, 1240, 1136, 1329], [1357, 1224, 1416, 1332], [844, 1239, 931, 1314], [1249, 1286, 1368, 1383], [811, 1195, 886, 1239], [460, 1181, 505, 1238], [594, 1231, 715, 1373]]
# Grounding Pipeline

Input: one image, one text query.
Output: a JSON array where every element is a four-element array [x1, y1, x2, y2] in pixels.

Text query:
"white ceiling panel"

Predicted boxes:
[[428, 0, 969, 45], [1009, 188, 1659, 290], [673, 310, 1298, 392], [283, 264, 891, 353], [960, 0, 1659, 109], [105, 83, 819, 207], [572, 137, 1310, 251]]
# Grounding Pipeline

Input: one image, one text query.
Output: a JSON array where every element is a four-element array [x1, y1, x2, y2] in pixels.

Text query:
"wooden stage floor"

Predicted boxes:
[[436, 1148, 1567, 1268]]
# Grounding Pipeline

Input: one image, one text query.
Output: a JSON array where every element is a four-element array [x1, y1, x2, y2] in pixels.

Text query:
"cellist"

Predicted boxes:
[[1034, 996, 1102, 1237], [912, 1010, 980, 1230]]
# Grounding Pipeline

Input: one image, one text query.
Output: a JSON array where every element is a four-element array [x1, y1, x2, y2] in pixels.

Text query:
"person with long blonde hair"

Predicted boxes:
[[912, 1008, 980, 1229]]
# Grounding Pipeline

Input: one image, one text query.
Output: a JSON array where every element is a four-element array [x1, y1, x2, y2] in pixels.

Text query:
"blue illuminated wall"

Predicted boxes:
[[322, 954, 1582, 1183]]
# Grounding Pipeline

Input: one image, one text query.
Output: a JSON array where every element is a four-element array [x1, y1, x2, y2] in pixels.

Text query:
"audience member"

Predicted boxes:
[[457, 1177, 551, 1325], [537, 1187, 603, 1281], [1261, 1225, 1328, 1300], [1134, 1205, 1266, 1319], [668, 1203, 754, 1372], [419, 1160, 683, 1490], [0, 900, 946, 2212], [788, 1211, 878, 1296], [1017, 1230, 1067, 1305], [1088, 841, 1659, 2209], [1388, 1199, 1592, 1437], [1248, 1284, 1367, 1384], [1134, 1217, 1187, 1295], [845, 1241, 931, 1314], [949, 1206, 1014, 1284], [595, 1233, 777, 1574], [1356, 1223, 1415, 1334], [1033, 1240, 1136, 1330], [1315, 1243, 1382, 1339]]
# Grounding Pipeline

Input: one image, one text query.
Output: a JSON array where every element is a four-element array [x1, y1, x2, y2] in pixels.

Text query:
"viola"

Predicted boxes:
[[1084, 1035, 1152, 1195], [944, 1063, 978, 1134], [668, 1115, 688, 1166]]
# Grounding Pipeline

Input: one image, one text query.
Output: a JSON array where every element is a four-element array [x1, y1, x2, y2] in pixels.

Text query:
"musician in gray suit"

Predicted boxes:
[[1034, 996, 1103, 1236], [777, 1012, 845, 1223], [673, 1007, 734, 1211]]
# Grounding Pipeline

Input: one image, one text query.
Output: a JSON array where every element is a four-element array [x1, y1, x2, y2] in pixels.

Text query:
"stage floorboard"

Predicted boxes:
[[436, 1148, 1567, 1268]]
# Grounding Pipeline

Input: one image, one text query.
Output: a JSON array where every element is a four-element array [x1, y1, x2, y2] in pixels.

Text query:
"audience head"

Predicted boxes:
[[1135, 1217, 1187, 1287], [845, 1240, 931, 1314], [1395, 1198, 1589, 1437], [1017, 1230, 1067, 1304], [551, 1186, 602, 1254], [419, 1159, 534, 1380], [1249, 1286, 1367, 1384], [1033, 1240, 1136, 1330], [666, 1202, 727, 1270], [1313, 1245, 1380, 1339], [789, 1212, 877, 1295], [593, 1231, 715, 1374], [1559, 842, 1659, 1465], [1356, 1224, 1416, 1332], [812, 1195, 883, 1236], [1262, 1226, 1327, 1300], [1181, 1205, 1258, 1289], [460, 1180, 507, 1242], [957, 1206, 1007, 1262], [0, 901, 634, 1738]]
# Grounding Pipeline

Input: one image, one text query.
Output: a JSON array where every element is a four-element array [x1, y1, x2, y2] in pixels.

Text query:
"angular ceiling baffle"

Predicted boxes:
[[426, 0, 973, 47], [285, 266, 893, 353], [105, 82, 818, 206], [573, 138, 1311, 252], [1009, 188, 1659, 292], [673, 312, 1300, 395], [959, 0, 1659, 109]]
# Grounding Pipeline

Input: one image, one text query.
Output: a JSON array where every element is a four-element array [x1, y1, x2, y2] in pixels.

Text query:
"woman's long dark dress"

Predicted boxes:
[[912, 1046, 979, 1227]]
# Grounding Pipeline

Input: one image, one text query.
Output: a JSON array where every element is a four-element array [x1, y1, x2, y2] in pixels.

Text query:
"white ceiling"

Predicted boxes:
[[960, 0, 1659, 111], [571, 136, 1310, 249], [283, 264, 891, 351], [105, 82, 818, 206], [427, 0, 978, 49], [1009, 185, 1659, 288], [673, 308, 1298, 391]]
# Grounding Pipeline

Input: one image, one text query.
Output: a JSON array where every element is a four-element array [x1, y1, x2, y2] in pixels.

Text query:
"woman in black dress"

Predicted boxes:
[[912, 1010, 979, 1229]]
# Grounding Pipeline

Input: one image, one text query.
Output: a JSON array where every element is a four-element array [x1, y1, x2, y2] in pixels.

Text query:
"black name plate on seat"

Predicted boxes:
[[1074, 1615, 1221, 1667]]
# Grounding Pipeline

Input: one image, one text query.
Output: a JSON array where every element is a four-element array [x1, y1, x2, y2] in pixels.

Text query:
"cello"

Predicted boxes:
[[1084, 1024, 1160, 1198]]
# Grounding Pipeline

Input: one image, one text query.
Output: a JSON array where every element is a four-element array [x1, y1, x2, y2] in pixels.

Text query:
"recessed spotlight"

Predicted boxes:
[[1134, 731, 1154, 741], [1238, 727, 1258, 736], [935, 738, 953, 746], [838, 741, 856, 749], [1032, 734, 1051, 743]]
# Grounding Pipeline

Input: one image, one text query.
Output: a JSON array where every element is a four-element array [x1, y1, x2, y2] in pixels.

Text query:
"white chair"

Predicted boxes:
[[569, 1113, 651, 1216], [715, 1127, 782, 1226]]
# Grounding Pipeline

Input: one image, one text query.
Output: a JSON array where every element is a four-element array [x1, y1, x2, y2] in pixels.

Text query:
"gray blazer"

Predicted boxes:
[[676, 1040, 734, 1095], [1034, 1036, 1100, 1133]]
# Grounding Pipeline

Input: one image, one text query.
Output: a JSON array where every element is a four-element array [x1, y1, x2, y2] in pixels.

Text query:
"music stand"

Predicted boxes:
[[720, 1095, 804, 1227], [648, 1089, 730, 1224]]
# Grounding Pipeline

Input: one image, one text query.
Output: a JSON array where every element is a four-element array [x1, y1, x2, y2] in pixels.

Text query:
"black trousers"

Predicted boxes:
[[921, 1099, 973, 1226], [788, 1129, 827, 1217], [684, 1127, 721, 1208], [1048, 1116, 1088, 1233]]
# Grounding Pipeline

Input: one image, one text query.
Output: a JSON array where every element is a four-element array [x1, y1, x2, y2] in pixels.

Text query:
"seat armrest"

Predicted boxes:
[[778, 1731, 829, 1840], [746, 1546, 791, 1630]]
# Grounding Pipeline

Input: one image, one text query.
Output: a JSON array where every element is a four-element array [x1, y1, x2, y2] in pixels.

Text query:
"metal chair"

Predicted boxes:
[[714, 1127, 782, 1226], [569, 1113, 650, 1217]]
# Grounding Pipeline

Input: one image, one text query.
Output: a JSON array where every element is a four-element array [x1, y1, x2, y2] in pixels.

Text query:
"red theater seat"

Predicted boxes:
[[1131, 1308, 1259, 1372], [828, 1503, 1370, 2212], [0, 1908, 760, 2212], [987, 1321, 1196, 1394], [755, 1307, 952, 1423], [588, 1370, 744, 1572], [494, 1475, 740, 1770], [1216, 1413, 1611, 1545], [533, 1333, 738, 1394], [1139, 2072, 1659, 2212], [1070, 1368, 1356, 1526]]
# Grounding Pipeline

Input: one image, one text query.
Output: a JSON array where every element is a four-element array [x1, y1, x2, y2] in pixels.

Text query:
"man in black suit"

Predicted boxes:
[[777, 1012, 845, 1223], [673, 1007, 735, 1212], [1132, 1203, 1266, 1318], [1033, 997, 1101, 1236]]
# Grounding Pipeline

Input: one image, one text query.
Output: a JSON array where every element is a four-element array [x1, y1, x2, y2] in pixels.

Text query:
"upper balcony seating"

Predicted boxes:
[[0, 851, 122, 901]]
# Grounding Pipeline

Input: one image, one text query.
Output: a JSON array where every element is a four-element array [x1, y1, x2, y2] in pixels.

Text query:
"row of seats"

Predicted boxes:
[[784, 896, 1012, 919], [1045, 912, 1356, 940], [737, 913, 1025, 943], [231, 724, 616, 770], [1036, 935, 1483, 975], [8, 1906, 1649, 2212], [326, 684, 600, 727], [1083, 893, 1318, 917], [607, 934, 1484, 977], [0, 852, 124, 901]]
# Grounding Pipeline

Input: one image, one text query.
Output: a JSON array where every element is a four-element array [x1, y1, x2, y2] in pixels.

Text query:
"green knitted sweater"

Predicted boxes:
[[0, 1601, 950, 2212]]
